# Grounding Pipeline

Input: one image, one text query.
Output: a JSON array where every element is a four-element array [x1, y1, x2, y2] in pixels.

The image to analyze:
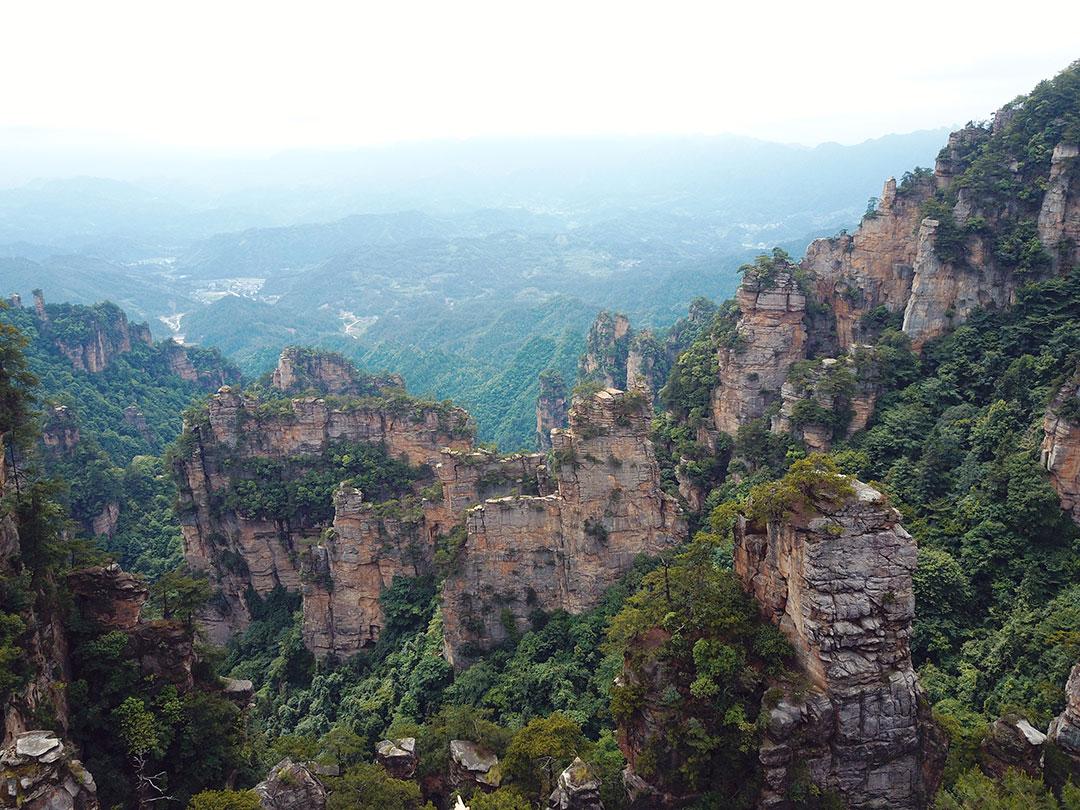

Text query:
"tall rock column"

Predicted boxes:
[[711, 272, 807, 436], [1041, 368, 1080, 526], [442, 388, 685, 667], [1048, 663, 1080, 781], [1038, 143, 1080, 274], [536, 371, 569, 451], [734, 479, 945, 809]]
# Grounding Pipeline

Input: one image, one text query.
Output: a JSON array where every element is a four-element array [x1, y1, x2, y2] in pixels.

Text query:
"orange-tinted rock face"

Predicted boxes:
[[41, 406, 80, 455], [710, 274, 807, 436], [1042, 370, 1080, 526], [175, 386, 474, 643], [301, 488, 430, 657], [734, 480, 945, 809], [536, 372, 569, 452], [67, 564, 149, 632], [48, 305, 153, 374], [271, 346, 404, 397], [441, 389, 686, 667], [804, 177, 932, 351]]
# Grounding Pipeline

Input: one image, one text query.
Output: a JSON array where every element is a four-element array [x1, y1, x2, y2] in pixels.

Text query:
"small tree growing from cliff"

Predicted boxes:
[[744, 453, 855, 524]]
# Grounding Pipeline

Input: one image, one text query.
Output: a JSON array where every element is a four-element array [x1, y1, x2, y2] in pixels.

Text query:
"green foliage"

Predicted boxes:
[[469, 788, 533, 810], [325, 762, 432, 810], [743, 454, 855, 524], [188, 790, 262, 810], [502, 713, 587, 800], [606, 535, 791, 801], [934, 767, 1072, 809]]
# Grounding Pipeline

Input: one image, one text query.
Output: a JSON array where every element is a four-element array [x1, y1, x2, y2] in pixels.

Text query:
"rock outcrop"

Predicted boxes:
[[978, 714, 1046, 780], [449, 740, 500, 792], [579, 312, 633, 388], [442, 388, 685, 666], [711, 272, 807, 436], [1042, 370, 1080, 525], [175, 384, 473, 642], [536, 371, 569, 451], [376, 738, 418, 780], [301, 487, 429, 656], [734, 479, 945, 809], [271, 346, 402, 397], [37, 297, 153, 374], [1048, 662, 1080, 780], [1038, 143, 1080, 274], [548, 757, 603, 810], [42, 406, 80, 455], [66, 564, 149, 631], [0, 731, 98, 810], [161, 340, 239, 391], [255, 759, 327, 810]]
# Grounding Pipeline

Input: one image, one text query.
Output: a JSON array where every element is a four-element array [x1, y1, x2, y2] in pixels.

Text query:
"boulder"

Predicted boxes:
[[376, 737, 418, 780], [979, 714, 1046, 779], [449, 740, 500, 792], [0, 731, 98, 809], [255, 758, 327, 810], [548, 757, 603, 809]]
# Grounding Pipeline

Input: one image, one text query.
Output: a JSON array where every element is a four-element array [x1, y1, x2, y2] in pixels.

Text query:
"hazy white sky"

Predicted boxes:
[[4, 0, 1078, 151]]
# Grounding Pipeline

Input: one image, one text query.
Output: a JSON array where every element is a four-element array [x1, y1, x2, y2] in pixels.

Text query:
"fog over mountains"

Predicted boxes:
[[0, 128, 947, 447]]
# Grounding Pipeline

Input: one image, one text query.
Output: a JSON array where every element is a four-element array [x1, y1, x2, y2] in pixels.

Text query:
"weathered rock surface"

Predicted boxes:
[[0, 731, 98, 810], [255, 759, 327, 810], [175, 385, 473, 642], [301, 487, 430, 657], [536, 371, 570, 451], [161, 340, 239, 391], [548, 757, 603, 809], [67, 564, 149, 631], [127, 621, 197, 691], [271, 347, 402, 397], [711, 273, 807, 436], [34, 295, 153, 374], [376, 737, 418, 780], [436, 449, 551, 515], [803, 176, 932, 351], [734, 479, 945, 809], [770, 355, 877, 451], [121, 405, 152, 444], [978, 714, 1046, 779], [442, 388, 685, 666], [42, 406, 80, 455], [580, 311, 632, 388], [449, 740, 500, 792], [1042, 370, 1080, 526], [1038, 143, 1080, 274], [1048, 662, 1080, 779]]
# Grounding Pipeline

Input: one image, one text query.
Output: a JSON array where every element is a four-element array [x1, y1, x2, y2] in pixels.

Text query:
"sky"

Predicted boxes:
[[3, 0, 1079, 153]]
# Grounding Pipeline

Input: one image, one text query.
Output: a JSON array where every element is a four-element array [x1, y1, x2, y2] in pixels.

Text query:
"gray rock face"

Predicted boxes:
[[1041, 369, 1080, 527], [1048, 663, 1080, 780], [376, 737, 418, 780], [734, 479, 945, 809], [255, 759, 327, 810], [548, 757, 603, 809], [449, 740, 500, 791], [0, 731, 98, 810], [978, 714, 1046, 779]]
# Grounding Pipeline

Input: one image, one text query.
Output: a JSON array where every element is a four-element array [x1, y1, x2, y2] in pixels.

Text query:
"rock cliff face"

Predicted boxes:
[[579, 312, 633, 388], [39, 296, 153, 374], [0, 731, 98, 810], [175, 383, 473, 643], [441, 389, 685, 666], [734, 480, 945, 809], [1048, 663, 1080, 780], [1042, 370, 1080, 525], [66, 565, 148, 631], [256, 759, 327, 810], [42, 406, 80, 455], [803, 177, 932, 351], [1038, 143, 1080, 274], [301, 487, 429, 657], [536, 371, 569, 451], [711, 273, 807, 436], [271, 347, 403, 396], [161, 341, 239, 391]]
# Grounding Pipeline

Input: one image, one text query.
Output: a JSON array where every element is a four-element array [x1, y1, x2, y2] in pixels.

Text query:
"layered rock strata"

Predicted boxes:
[[536, 371, 570, 451], [271, 346, 403, 396], [1048, 662, 1080, 779], [1041, 370, 1080, 525], [255, 759, 327, 810], [579, 312, 633, 388], [734, 480, 945, 809], [441, 389, 685, 666], [66, 564, 148, 631], [711, 273, 807, 436], [175, 383, 473, 642], [0, 731, 98, 810]]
